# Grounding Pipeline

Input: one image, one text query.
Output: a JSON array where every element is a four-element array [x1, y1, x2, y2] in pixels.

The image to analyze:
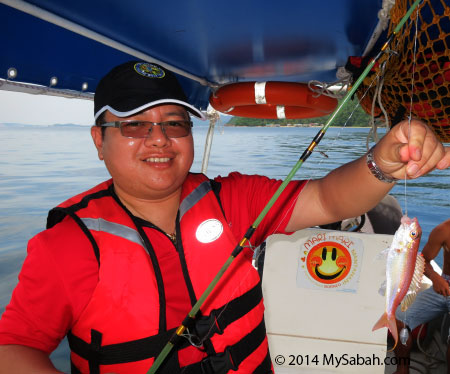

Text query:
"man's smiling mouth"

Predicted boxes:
[[144, 157, 171, 163]]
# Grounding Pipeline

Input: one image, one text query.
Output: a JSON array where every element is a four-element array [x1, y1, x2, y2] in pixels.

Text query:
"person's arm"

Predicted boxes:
[[0, 345, 62, 374], [0, 219, 97, 373], [422, 223, 450, 296], [286, 119, 450, 231]]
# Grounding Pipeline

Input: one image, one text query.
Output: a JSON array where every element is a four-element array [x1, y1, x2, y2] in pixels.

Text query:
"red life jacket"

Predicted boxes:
[[47, 173, 273, 374]]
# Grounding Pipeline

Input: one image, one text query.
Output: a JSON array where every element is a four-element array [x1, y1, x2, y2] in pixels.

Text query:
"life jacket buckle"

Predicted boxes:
[[200, 347, 238, 374], [193, 311, 224, 342]]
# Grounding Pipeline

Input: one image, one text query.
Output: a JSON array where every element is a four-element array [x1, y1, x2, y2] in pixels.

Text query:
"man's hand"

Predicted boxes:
[[285, 119, 449, 232], [372, 119, 450, 180], [432, 276, 450, 297], [0, 345, 62, 374]]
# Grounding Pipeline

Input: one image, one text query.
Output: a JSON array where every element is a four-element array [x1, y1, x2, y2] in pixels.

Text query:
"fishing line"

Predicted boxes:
[[252, 94, 377, 245], [147, 2, 423, 372], [266, 65, 396, 237], [233, 49, 401, 242], [404, 4, 420, 217], [376, 63, 391, 135], [182, 39, 406, 374], [196, 72, 392, 356], [405, 9, 445, 361], [367, 60, 391, 148]]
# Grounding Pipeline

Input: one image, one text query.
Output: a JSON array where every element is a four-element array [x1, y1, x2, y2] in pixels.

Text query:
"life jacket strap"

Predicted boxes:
[[253, 351, 273, 374], [68, 281, 265, 373], [70, 360, 81, 374], [68, 328, 185, 373], [192, 281, 262, 343], [184, 317, 270, 374]]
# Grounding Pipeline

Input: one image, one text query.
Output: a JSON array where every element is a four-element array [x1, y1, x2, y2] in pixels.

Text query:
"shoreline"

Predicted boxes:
[[224, 124, 372, 128]]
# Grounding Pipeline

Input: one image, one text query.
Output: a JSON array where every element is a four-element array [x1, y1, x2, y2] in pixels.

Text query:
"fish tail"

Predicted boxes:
[[372, 312, 387, 332], [372, 312, 398, 351]]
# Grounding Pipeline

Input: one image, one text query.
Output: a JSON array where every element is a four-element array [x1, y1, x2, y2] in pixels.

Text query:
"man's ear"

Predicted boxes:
[[91, 126, 104, 160]]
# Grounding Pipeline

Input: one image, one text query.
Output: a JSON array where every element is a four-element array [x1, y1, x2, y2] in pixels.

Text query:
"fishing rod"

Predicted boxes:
[[147, 1, 422, 372]]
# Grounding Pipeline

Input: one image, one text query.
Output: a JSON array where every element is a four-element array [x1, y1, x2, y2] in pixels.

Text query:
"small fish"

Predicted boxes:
[[372, 215, 424, 350]]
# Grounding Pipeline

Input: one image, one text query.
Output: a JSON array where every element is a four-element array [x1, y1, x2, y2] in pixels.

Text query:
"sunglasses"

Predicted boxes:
[[98, 120, 193, 138]]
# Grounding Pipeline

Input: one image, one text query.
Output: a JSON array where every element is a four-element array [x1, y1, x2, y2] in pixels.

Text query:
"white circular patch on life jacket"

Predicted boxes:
[[196, 219, 223, 243]]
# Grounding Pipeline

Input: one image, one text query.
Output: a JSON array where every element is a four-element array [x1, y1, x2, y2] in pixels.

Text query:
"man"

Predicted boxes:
[[0, 61, 448, 374], [395, 218, 450, 374]]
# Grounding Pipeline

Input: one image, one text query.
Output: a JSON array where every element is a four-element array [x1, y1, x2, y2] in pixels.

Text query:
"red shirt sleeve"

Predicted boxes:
[[215, 172, 306, 246], [0, 218, 98, 353]]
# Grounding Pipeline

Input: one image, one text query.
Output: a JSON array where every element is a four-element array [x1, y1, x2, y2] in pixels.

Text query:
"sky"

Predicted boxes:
[[0, 89, 232, 127], [0, 90, 94, 126]]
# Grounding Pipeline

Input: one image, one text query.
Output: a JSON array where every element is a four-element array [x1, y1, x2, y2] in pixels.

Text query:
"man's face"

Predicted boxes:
[[91, 104, 194, 200]]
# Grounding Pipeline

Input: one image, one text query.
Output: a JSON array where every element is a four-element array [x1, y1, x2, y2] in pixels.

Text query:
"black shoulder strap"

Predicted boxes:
[[46, 187, 112, 229], [45, 185, 113, 265], [209, 179, 225, 219]]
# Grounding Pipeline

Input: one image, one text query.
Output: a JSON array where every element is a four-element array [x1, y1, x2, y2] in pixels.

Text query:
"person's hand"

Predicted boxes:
[[372, 119, 450, 180], [432, 276, 450, 297]]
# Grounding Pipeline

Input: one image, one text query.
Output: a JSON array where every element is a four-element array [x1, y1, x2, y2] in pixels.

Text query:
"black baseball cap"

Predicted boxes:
[[94, 61, 205, 120]]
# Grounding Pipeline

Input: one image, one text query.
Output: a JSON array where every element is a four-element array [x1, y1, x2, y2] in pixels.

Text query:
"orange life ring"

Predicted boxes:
[[209, 81, 337, 119]]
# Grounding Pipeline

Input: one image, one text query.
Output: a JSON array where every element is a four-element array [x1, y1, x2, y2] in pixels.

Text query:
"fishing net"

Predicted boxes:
[[353, 0, 450, 143]]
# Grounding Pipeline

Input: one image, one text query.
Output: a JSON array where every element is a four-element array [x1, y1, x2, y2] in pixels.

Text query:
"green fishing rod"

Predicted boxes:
[[147, 1, 422, 372]]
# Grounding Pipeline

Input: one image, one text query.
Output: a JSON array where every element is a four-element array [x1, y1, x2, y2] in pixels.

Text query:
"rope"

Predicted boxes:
[[201, 107, 221, 174], [307, 73, 351, 99], [356, 0, 450, 142], [362, 0, 397, 56]]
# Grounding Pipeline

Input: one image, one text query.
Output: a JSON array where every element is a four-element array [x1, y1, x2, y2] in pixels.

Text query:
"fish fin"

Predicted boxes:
[[373, 312, 398, 351], [413, 254, 426, 284], [387, 317, 399, 352], [389, 336, 399, 352], [378, 280, 386, 297], [400, 254, 425, 312], [400, 293, 416, 312]]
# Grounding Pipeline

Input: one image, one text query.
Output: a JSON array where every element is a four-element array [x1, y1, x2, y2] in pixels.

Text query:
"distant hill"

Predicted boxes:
[[224, 98, 371, 127], [52, 123, 86, 127], [0, 115, 230, 128], [0, 122, 35, 127], [191, 115, 232, 127]]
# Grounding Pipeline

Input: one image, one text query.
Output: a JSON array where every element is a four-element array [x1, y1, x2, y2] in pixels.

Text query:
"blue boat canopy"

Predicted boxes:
[[1, 0, 384, 111]]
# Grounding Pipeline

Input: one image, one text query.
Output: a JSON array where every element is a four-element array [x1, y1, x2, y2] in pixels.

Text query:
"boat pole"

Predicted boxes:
[[147, 2, 422, 372]]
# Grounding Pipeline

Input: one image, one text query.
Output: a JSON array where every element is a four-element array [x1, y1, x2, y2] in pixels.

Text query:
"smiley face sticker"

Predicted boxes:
[[306, 241, 351, 284], [297, 232, 363, 292]]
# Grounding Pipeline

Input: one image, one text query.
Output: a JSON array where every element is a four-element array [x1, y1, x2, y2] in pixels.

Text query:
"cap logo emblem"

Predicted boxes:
[[134, 62, 165, 78]]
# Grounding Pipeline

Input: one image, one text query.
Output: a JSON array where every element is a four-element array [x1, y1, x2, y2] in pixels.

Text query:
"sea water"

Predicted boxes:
[[0, 124, 448, 371]]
